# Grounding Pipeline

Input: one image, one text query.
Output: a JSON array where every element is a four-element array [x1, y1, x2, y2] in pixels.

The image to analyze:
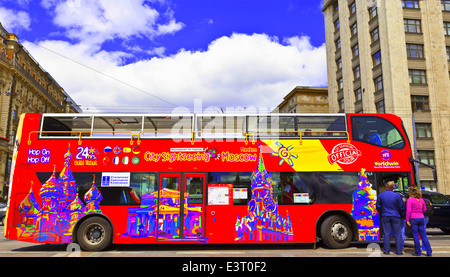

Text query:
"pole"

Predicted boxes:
[[411, 113, 421, 188]]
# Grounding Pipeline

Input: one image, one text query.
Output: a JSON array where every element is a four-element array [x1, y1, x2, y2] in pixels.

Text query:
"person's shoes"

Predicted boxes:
[[412, 253, 421, 256], [395, 252, 403, 255], [382, 251, 390, 255]]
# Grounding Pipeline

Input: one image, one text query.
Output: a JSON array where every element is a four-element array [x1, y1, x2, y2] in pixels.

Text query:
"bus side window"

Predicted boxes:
[[271, 172, 314, 204]]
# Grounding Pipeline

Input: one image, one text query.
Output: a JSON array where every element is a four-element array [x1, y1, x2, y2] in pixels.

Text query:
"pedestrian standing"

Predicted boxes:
[[421, 196, 433, 252], [376, 181, 405, 255], [406, 186, 432, 256]]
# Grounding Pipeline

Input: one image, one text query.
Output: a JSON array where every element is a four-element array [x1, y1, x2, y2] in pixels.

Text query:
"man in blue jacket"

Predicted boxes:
[[376, 181, 405, 255]]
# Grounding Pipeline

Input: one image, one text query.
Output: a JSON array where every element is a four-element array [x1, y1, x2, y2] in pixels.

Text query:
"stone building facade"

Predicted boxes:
[[276, 86, 329, 114], [0, 23, 80, 200]]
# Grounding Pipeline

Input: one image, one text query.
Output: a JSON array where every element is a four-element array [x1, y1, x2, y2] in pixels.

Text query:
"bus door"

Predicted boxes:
[[183, 174, 206, 240], [377, 172, 410, 196], [157, 173, 206, 241], [376, 172, 410, 237]]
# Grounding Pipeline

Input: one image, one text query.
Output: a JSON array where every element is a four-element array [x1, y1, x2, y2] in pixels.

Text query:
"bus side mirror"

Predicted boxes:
[[409, 157, 438, 183]]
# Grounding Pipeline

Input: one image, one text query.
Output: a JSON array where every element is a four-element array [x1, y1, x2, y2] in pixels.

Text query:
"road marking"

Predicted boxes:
[[177, 251, 245, 255]]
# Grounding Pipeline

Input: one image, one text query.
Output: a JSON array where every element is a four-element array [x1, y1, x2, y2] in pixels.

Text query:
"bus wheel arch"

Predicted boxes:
[[316, 210, 358, 249], [72, 214, 114, 251]]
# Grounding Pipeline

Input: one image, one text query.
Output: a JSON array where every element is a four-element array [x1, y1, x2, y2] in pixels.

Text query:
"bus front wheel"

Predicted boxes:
[[76, 216, 112, 251], [320, 215, 352, 249]]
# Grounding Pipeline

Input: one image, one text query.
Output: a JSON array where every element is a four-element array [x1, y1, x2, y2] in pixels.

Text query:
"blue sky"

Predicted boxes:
[[0, 0, 327, 112]]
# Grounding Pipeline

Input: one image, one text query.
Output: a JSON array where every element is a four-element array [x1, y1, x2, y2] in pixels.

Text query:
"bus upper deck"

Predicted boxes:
[[34, 113, 407, 148]]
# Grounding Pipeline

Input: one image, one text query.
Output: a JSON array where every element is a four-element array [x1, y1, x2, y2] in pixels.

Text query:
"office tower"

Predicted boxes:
[[323, 0, 449, 193]]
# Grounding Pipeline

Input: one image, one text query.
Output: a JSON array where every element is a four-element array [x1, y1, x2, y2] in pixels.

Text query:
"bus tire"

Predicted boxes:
[[76, 216, 112, 251], [320, 215, 352, 249]]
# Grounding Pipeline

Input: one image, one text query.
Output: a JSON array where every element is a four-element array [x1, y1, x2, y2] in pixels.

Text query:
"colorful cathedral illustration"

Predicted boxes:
[[16, 145, 102, 243], [235, 147, 294, 242], [350, 168, 380, 241]]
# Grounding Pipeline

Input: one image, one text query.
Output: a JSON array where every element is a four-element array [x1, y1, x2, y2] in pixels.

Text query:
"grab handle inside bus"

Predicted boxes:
[[28, 130, 137, 145]]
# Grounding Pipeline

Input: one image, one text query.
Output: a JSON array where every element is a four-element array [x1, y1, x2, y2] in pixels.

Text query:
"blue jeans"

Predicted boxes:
[[390, 219, 406, 249], [382, 216, 403, 254], [410, 218, 432, 256], [421, 216, 429, 251]]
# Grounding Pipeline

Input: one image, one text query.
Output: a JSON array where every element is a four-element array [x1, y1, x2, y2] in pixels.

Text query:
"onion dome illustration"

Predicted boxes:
[[63, 143, 73, 166], [69, 192, 85, 213], [360, 168, 367, 180], [359, 168, 370, 188], [84, 174, 103, 206], [18, 181, 40, 214], [58, 144, 77, 202], [40, 165, 64, 200], [59, 145, 76, 183]]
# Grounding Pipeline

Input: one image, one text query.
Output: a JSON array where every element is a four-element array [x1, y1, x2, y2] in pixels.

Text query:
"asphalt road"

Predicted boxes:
[[2, 227, 450, 257], [1, 227, 449, 274]]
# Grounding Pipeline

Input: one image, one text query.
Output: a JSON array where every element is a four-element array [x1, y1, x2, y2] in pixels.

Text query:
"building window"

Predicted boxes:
[[372, 51, 381, 66], [447, 46, 450, 60], [418, 150, 435, 166], [352, 44, 359, 58], [416, 123, 432, 138], [333, 2, 339, 11], [336, 58, 342, 69], [374, 75, 383, 91], [349, 2, 356, 15], [335, 38, 341, 49], [369, 6, 377, 20], [411, 95, 430, 111], [420, 180, 437, 192], [353, 65, 360, 79], [337, 78, 343, 90], [442, 0, 450, 12], [444, 22, 450, 35], [13, 105, 18, 120], [354, 87, 362, 101], [406, 43, 424, 58], [370, 27, 379, 43], [10, 130, 15, 145], [350, 23, 358, 36], [338, 98, 345, 112], [409, 69, 427, 84], [335, 19, 340, 31], [402, 0, 420, 9], [375, 100, 385, 113], [404, 19, 421, 33]]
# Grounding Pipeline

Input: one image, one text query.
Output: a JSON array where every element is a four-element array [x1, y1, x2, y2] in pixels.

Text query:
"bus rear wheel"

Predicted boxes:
[[76, 216, 112, 251], [320, 215, 352, 249]]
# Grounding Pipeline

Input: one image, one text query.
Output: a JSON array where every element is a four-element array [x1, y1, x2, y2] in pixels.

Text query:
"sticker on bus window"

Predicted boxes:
[[233, 188, 248, 199], [294, 193, 310, 203], [208, 185, 232, 205], [101, 172, 130, 187]]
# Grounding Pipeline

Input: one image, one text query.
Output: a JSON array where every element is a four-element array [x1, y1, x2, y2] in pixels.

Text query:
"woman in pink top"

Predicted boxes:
[[406, 186, 432, 256]]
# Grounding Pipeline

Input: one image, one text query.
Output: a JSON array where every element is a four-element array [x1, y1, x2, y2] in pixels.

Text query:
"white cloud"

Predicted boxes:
[[23, 33, 327, 112], [0, 7, 31, 31], [41, 0, 184, 46]]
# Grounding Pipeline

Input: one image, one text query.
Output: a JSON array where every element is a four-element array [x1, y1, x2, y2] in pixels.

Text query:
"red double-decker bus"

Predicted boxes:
[[4, 112, 415, 251]]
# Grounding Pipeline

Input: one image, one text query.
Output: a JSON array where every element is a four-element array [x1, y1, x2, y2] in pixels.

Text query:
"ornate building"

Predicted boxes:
[[275, 86, 329, 114], [0, 23, 81, 200]]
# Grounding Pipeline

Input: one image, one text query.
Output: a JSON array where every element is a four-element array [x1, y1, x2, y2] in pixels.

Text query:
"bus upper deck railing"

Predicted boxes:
[[28, 130, 350, 145]]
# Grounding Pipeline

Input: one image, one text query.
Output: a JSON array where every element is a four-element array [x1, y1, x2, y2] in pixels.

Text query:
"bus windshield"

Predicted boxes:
[[351, 116, 405, 149]]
